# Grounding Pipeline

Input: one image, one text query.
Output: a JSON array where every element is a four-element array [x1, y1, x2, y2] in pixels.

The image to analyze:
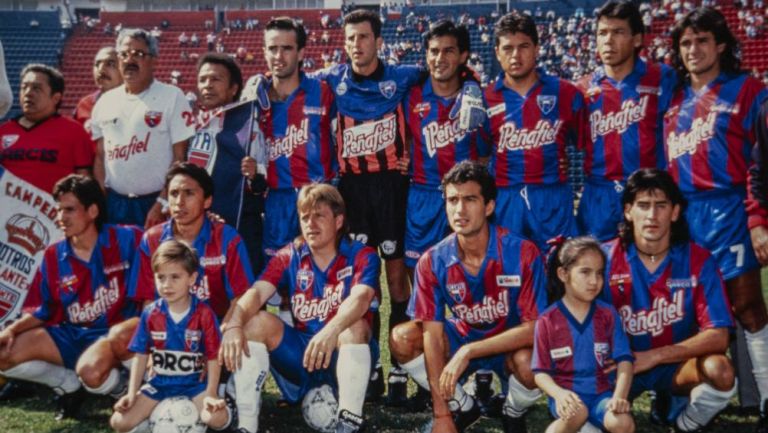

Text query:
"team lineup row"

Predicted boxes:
[[2, 1, 768, 432]]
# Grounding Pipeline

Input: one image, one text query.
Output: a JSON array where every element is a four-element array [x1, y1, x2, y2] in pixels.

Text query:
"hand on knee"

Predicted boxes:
[[604, 413, 635, 433]]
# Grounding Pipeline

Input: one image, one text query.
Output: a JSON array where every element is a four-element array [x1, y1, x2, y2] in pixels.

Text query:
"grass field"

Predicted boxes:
[[1, 271, 767, 433]]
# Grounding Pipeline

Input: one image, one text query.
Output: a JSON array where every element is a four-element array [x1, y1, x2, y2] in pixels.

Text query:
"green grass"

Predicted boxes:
[[1, 270, 768, 432]]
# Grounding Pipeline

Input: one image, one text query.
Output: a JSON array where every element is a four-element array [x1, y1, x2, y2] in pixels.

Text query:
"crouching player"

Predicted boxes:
[[110, 240, 231, 432], [533, 237, 635, 433], [390, 161, 548, 433], [603, 169, 736, 432], [219, 184, 381, 433]]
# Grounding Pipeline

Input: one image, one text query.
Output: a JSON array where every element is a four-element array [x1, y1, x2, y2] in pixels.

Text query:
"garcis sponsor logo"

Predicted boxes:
[[292, 282, 344, 322], [107, 132, 150, 161], [151, 349, 204, 375], [590, 96, 649, 141], [666, 112, 717, 161], [342, 115, 397, 158], [497, 120, 562, 152], [619, 290, 684, 336], [423, 119, 463, 157], [267, 118, 309, 160], [67, 277, 120, 323], [452, 291, 509, 324]]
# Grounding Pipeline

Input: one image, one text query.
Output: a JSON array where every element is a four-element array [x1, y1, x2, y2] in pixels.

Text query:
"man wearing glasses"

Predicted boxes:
[[91, 28, 195, 228]]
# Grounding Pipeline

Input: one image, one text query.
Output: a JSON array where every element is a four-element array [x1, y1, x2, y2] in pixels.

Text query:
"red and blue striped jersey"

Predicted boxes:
[[259, 238, 381, 335], [408, 225, 548, 339], [405, 79, 491, 187], [579, 59, 676, 180], [261, 74, 337, 189], [602, 239, 734, 352], [128, 218, 255, 319], [128, 296, 220, 388], [532, 299, 633, 396], [664, 73, 768, 194], [484, 71, 588, 186], [26, 224, 143, 328]]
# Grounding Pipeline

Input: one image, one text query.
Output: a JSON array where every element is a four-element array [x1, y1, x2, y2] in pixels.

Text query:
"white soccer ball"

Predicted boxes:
[[149, 396, 206, 433], [302, 384, 339, 432]]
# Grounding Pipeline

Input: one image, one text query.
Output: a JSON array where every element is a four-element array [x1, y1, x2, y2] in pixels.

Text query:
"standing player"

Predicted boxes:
[[577, 0, 676, 241], [484, 11, 587, 251], [0, 175, 142, 420], [220, 184, 381, 433], [664, 8, 768, 430], [73, 47, 123, 135], [603, 168, 737, 432], [390, 161, 548, 433], [0, 64, 94, 193], [91, 28, 195, 228]]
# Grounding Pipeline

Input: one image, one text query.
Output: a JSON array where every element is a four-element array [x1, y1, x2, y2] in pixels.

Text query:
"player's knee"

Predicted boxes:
[[337, 319, 370, 345], [0, 356, 16, 371], [243, 311, 281, 345], [605, 413, 635, 433], [76, 361, 104, 389], [109, 412, 130, 432], [389, 320, 422, 363], [728, 276, 768, 332], [508, 349, 535, 388], [701, 354, 735, 391], [564, 404, 588, 427]]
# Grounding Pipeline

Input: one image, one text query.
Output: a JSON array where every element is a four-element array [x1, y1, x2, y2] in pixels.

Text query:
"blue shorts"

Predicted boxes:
[[46, 325, 107, 369], [577, 179, 625, 242], [404, 184, 449, 268], [547, 391, 612, 429], [106, 189, 158, 226], [685, 189, 759, 280], [140, 379, 207, 401], [269, 324, 377, 404], [444, 320, 508, 388], [263, 188, 300, 258], [495, 183, 577, 252]]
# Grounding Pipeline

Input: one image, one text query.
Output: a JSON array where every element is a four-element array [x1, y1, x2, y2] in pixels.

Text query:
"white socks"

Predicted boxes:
[[336, 344, 371, 417], [1, 360, 80, 395], [676, 382, 737, 431], [746, 326, 768, 409], [234, 342, 269, 433], [504, 374, 542, 417], [399, 354, 473, 412], [81, 367, 120, 395]]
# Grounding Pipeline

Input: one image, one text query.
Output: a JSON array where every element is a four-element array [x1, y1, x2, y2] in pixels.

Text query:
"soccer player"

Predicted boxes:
[[577, 0, 676, 241], [110, 240, 231, 433], [603, 168, 736, 432], [91, 28, 195, 228], [664, 9, 768, 430], [484, 11, 587, 252], [0, 175, 142, 420], [0, 64, 94, 193], [73, 47, 123, 134], [390, 161, 548, 433], [534, 237, 634, 433], [220, 184, 381, 433], [190, 52, 265, 275]]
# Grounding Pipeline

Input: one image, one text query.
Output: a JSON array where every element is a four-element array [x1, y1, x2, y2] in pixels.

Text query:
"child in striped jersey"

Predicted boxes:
[[532, 237, 635, 433]]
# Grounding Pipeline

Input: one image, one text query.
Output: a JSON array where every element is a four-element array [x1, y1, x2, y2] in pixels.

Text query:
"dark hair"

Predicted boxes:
[[343, 9, 382, 38], [20, 64, 65, 110], [53, 174, 107, 231], [596, 0, 644, 35], [671, 8, 741, 79], [197, 52, 244, 100], [441, 160, 497, 204], [619, 168, 689, 246], [265, 16, 308, 50], [164, 162, 214, 199], [424, 19, 470, 54], [547, 236, 606, 302], [494, 11, 539, 47]]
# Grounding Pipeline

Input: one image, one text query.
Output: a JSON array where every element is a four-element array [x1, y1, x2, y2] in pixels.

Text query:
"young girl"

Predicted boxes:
[[110, 240, 231, 432], [533, 237, 635, 433]]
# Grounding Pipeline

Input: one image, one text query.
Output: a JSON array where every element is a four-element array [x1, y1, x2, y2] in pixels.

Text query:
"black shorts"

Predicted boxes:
[[338, 171, 408, 260]]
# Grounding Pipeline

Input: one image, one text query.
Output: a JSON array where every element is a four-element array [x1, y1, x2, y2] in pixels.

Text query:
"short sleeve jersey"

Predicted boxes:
[[602, 239, 734, 351], [0, 115, 94, 193], [128, 218, 254, 319], [532, 300, 633, 396], [408, 225, 548, 340], [91, 81, 196, 196], [259, 238, 381, 335], [25, 224, 143, 328], [128, 296, 221, 389]]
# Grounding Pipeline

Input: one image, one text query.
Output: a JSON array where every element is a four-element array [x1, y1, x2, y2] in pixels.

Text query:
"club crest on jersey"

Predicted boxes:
[[144, 111, 163, 128], [537, 95, 556, 114], [447, 282, 467, 303], [610, 273, 631, 293], [413, 102, 431, 118], [59, 274, 78, 291], [586, 86, 601, 99], [379, 80, 397, 99], [188, 131, 219, 174], [336, 82, 348, 96], [594, 342, 610, 367], [297, 269, 314, 292], [1, 134, 19, 149], [185, 329, 202, 352]]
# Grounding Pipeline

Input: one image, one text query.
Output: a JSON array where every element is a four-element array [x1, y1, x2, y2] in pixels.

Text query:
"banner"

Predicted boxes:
[[0, 167, 61, 329]]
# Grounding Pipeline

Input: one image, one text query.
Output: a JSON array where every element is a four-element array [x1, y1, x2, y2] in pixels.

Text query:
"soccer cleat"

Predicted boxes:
[[501, 412, 528, 433], [406, 386, 432, 413], [756, 399, 768, 433], [452, 398, 481, 432], [650, 390, 672, 426], [364, 365, 385, 403], [54, 387, 87, 421], [473, 371, 494, 416], [384, 368, 409, 407], [336, 409, 365, 433], [0, 380, 36, 401]]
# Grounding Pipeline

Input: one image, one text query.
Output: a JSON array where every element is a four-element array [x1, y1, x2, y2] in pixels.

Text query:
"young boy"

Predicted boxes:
[[110, 240, 231, 432]]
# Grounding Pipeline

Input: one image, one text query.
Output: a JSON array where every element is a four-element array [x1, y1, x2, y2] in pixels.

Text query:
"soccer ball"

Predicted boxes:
[[302, 384, 338, 432], [149, 396, 206, 433]]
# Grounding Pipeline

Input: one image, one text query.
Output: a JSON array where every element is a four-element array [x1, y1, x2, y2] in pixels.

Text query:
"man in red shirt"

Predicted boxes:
[[73, 47, 123, 135]]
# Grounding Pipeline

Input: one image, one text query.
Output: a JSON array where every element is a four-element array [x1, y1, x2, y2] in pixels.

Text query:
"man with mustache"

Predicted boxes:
[[91, 28, 195, 229], [73, 47, 123, 136]]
